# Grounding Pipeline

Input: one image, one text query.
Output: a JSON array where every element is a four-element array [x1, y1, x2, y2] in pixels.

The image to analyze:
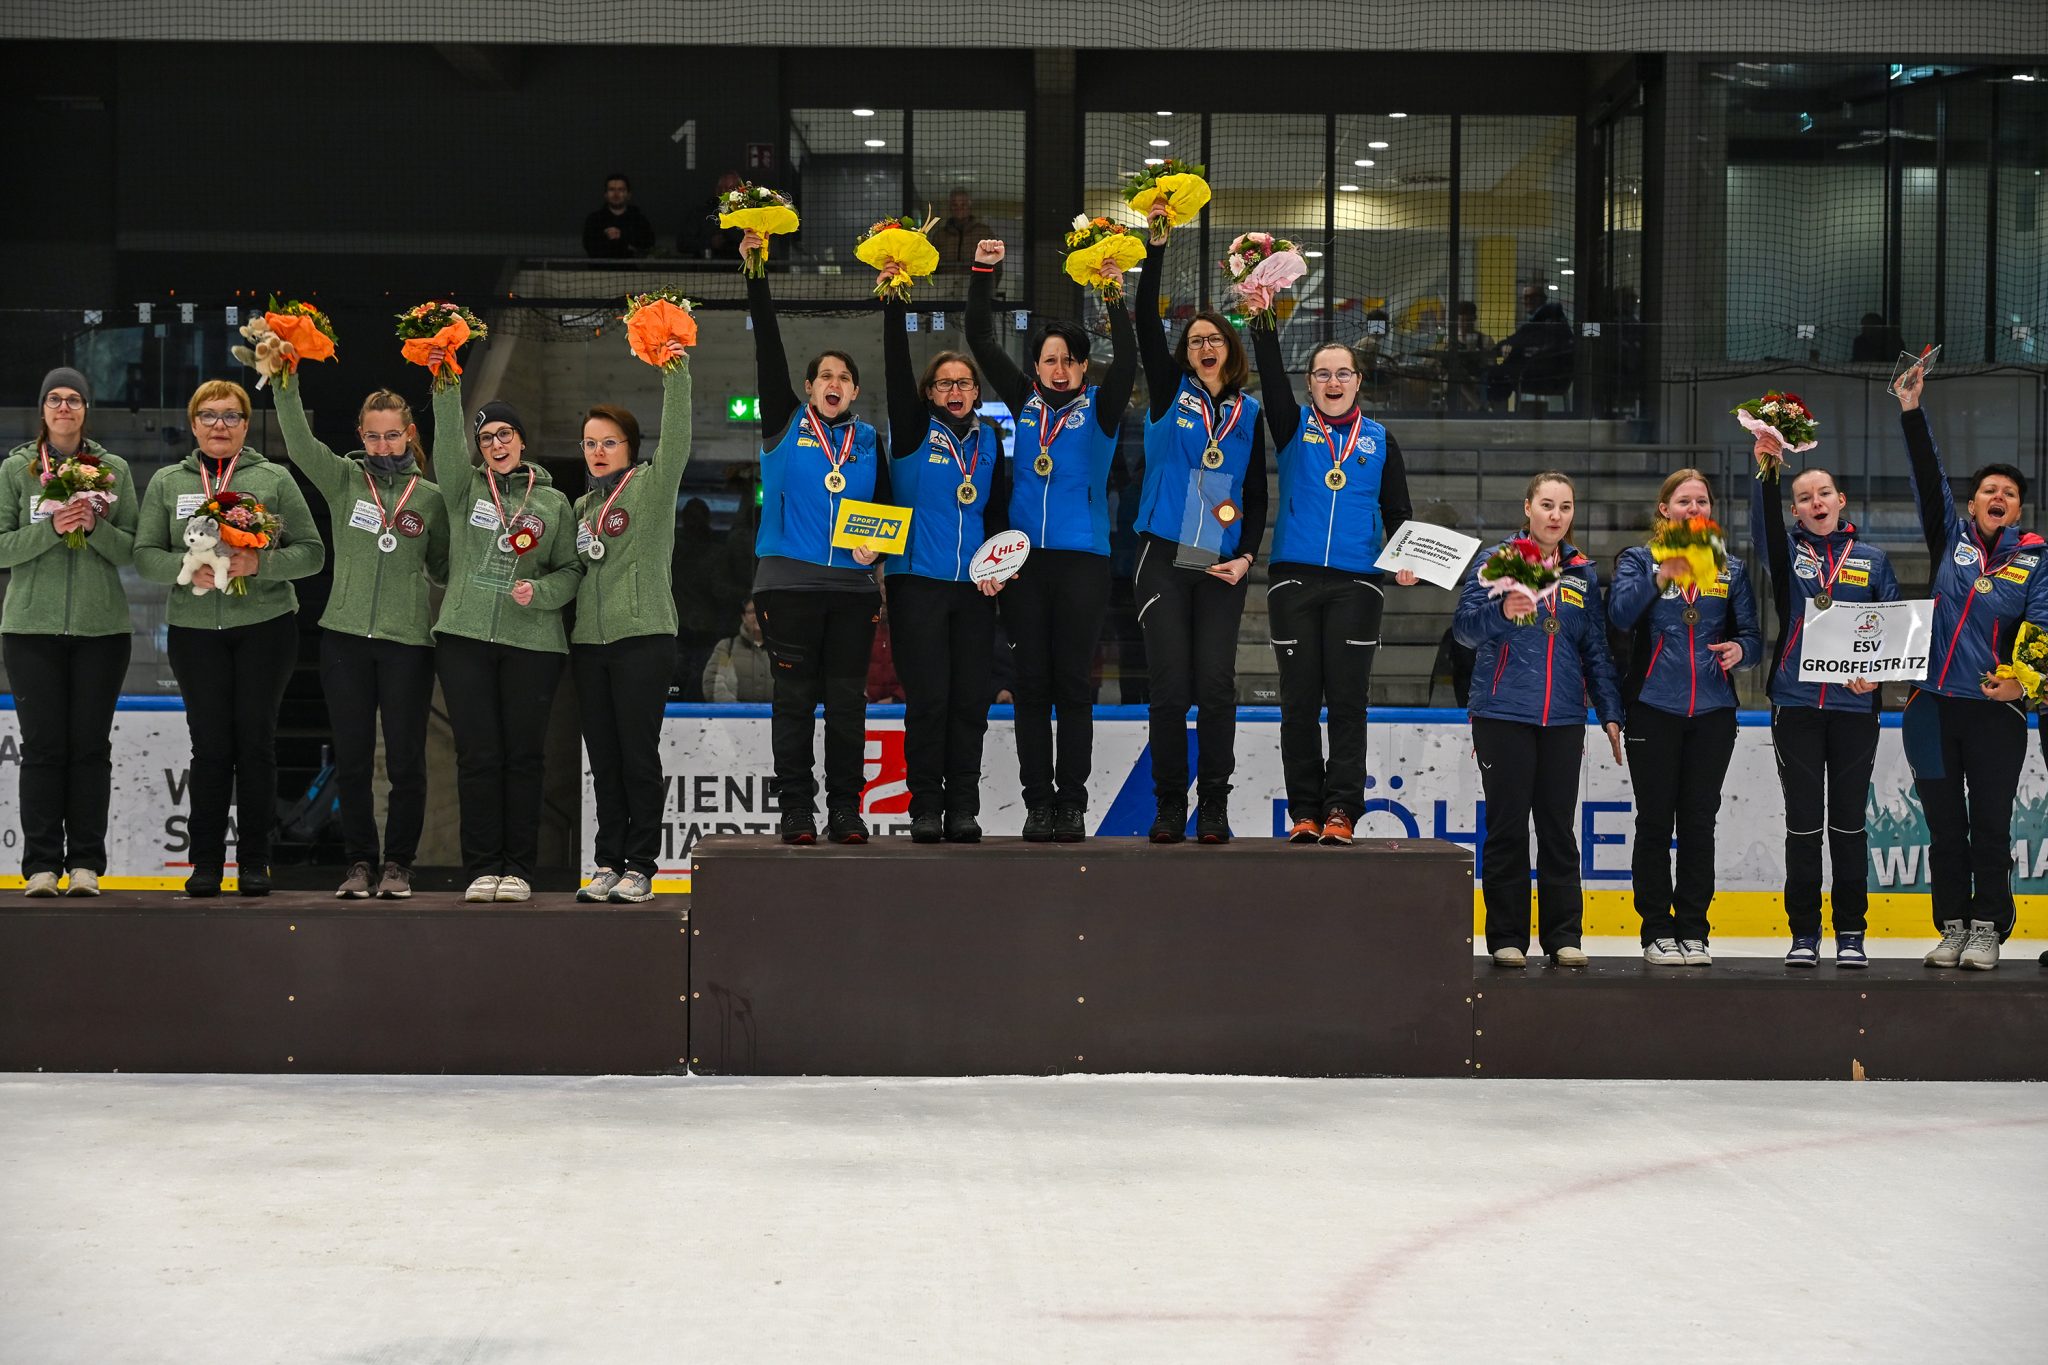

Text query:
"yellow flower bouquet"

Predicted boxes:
[[1984, 621, 2048, 704], [1063, 215, 1148, 303], [854, 213, 940, 302], [1123, 158, 1210, 244], [718, 183, 800, 277], [1648, 515, 1728, 586]]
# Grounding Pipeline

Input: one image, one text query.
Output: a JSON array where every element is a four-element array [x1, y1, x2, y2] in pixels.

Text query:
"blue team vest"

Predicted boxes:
[[754, 409, 882, 571], [1009, 387, 1117, 555], [1137, 375, 1260, 559], [895, 415, 999, 581], [1269, 407, 1388, 573]]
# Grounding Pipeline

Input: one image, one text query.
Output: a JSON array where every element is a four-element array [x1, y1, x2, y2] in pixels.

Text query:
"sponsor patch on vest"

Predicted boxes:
[[1844, 557, 1871, 570], [1560, 585, 1585, 608], [1793, 553, 1821, 579], [1997, 564, 2030, 585], [1702, 578, 1729, 598], [2017, 553, 2041, 569], [1954, 541, 1981, 566], [1837, 567, 1869, 587], [1361, 435, 1377, 455]]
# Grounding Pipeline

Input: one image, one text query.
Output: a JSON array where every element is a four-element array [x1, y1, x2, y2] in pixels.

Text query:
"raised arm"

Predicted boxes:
[[746, 266, 801, 444], [652, 354, 696, 498], [1894, 368, 1957, 557], [1249, 321, 1300, 444], [1749, 475, 1793, 632], [966, 252, 1031, 414], [430, 383, 472, 515], [1095, 298, 1137, 437], [271, 377, 352, 502], [882, 297, 925, 460], [1134, 238, 1177, 420]]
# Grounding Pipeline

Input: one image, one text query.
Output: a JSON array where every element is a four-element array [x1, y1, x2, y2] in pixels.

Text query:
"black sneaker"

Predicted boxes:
[[909, 812, 945, 844], [185, 866, 222, 898], [1149, 800, 1187, 844], [779, 810, 818, 845], [945, 811, 982, 843], [1022, 806, 1055, 842], [1196, 797, 1231, 845], [826, 807, 870, 845], [237, 866, 273, 897], [1052, 804, 1086, 842]]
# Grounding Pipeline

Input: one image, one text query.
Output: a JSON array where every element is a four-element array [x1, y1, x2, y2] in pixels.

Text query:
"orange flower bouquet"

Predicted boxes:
[[1648, 515, 1728, 586], [396, 301, 489, 393], [198, 490, 281, 596], [624, 288, 698, 371], [232, 296, 336, 392]]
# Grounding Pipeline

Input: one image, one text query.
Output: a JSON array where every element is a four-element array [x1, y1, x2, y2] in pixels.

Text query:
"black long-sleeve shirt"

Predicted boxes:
[[582, 205, 654, 259], [964, 265, 1138, 441], [1132, 240, 1269, 562]]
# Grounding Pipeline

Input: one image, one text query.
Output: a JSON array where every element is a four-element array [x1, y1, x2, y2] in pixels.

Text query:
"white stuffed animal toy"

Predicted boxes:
[[177, 517, 234, 596]]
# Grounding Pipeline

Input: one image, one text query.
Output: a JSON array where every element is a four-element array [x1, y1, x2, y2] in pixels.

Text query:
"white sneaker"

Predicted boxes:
[[23, 871, 60, 897], [1679, 938, 1713, 966], [1491, 946, 1527, 968], [65, 869, 100, 897], [1924, 919, 1968, 968], [463, 875, 501, 903], [494, 875, 532, 902], [1644, 937, 1685, 965], [578, 868, 621, 903], [1959, 919, 2000, 971], [609, 870, 654, 903]]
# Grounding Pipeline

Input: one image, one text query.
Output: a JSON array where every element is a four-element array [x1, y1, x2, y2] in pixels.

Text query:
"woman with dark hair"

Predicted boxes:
[[275, 371, 449, 900], [571, 345, 693, 901], [1132, 234, 1268, 843], [882, 294, 1006, 842], [135, 379, 325, 898], [0, 368, 138, 897], [1248, 325, 1415, 847], [1894, 364, 2048, 970], [741, 228, 889, 845], [965, 238, 1136, 841], [1607, 468, 1760, 966]]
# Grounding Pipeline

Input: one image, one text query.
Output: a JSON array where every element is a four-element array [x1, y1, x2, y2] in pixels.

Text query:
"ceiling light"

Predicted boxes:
[[863, 139, 886, 148], [1354, 158, 1374, 167], [1338, 183, 1361, 193], [852, 108, 875, 117], [1143, 158, 1165, 166], [1388, 112, 1408, 118], [1368, 141, 1389, 149], [2014, 73, 2039, 82], [1156, 110, 1173, 116], [1555, 257, 1570, 263], [1560, 269, 1576, 276], [1302, 251, 1324, 258], [1547, 284, 1559, 291], [1149, 139, 1170, 147]]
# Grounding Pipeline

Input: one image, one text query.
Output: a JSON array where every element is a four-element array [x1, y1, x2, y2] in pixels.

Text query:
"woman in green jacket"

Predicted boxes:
[[571, 346, 692, 903], [429, 370, 582, 903], [275, 375, 449, 900], [134, 379, 325, 897], [0, 368, 138, 896]]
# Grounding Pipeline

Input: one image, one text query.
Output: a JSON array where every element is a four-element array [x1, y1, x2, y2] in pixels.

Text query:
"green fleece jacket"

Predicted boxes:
[[429, 384, 582, 653], [0, 439, 138, 637], [572, 359, 695, 645], [274, 383, 449, 648], [133, 446, 325, 628]]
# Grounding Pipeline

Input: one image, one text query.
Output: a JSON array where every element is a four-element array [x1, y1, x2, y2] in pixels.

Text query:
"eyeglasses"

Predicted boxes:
[[362, 429, 409, 443], [43, 394, 85, 412], [580, 437, 628, 454], [1186, 335, 1229, 351], [930, 379, 979, 394], [195, 410, 246, 429], [1310, 369, 1360, 385], [477, 429, 519, 449]]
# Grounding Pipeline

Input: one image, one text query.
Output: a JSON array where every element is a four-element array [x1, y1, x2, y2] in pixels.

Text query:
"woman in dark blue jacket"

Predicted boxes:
[[965, 238, 1135, 843], [742, 229, 890, 846], [1749, 453, 1901, 968], [1248, 322, 1415, 846], [1132, 233, 1269, 844], [1454, 471, 1625, 968], [1608, 468, 1761, 967], [1895, 364, 2048, 970], [881, 294, 1007, 844]]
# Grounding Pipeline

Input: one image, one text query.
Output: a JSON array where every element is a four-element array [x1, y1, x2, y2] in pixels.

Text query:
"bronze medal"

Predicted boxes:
[[1682, 606, 1701, 625], [956, 481, 978, 506], [1542, 616, 1561, 635], [1202, 444, 1224, 470], [1814, 592, 1832, 610], [1033, 453, 1053, 477], [824, 469, 847, 494], [1975, 575, 1994, 595], [1324, 467, 1347, 492]]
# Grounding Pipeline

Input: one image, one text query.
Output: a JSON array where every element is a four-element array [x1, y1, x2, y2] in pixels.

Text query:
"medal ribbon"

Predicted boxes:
[[930, 420, 982, 486], [1969, 525, 2022, 581], [1028, 392, 1078, 468], [487, 467, 537, 538], [805, 408, 856, 481], [1309, 410, 1362, 480], [1195, 384, 1245, 458], [199, 450, 241, 502], [363, 465, 420, 534], [587, 465, 641, 538]]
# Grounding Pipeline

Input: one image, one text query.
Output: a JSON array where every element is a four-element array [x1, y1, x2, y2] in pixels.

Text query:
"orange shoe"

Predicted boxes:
[[1287, 816, 1322, 844], [1318, 811, 1354, 846]]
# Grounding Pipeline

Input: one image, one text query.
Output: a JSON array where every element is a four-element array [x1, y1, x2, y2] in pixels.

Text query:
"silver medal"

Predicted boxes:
[[496, 533, 513, 554], [377, 531, 398, 554], [587, 540, 607, 561]]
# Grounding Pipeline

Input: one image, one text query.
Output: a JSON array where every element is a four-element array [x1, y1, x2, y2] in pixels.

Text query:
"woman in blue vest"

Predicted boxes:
[[1607, 468, 1761, 967], [1749, 448, 1901, 968], [1894, 364, 2048, 970], [1249, 326, 1415, 847], [1131, 236, 1268, 843], [1454, 472, 1625, 968], [965, 238, 1136, 842], [881, 294, 1007, 843], [741, 228, 890, 846]]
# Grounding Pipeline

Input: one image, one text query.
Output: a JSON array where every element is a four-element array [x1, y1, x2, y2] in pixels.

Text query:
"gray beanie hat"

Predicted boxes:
[[40, 367, 90, 407]]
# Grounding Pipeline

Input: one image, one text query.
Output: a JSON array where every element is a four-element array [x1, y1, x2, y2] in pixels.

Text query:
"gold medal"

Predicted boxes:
[[1975, 575, 1994, 595], [1202, 444, 1224, 470], [956, 481, 978, 506], [1033, 453, 1053, 477], [824, 469, 847, 494], [1214, 499, 1240, 527], [1324, 467, 1347, 492]]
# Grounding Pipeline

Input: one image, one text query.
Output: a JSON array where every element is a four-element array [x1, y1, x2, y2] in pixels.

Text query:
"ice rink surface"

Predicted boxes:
[[3, 1072, 2043, 1365]]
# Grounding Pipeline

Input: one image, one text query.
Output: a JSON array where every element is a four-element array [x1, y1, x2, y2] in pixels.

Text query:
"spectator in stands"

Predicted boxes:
[[933, 188, 993, 269], [1438, 300, 1494, 411], [1850, 311, 1903, 363], [1484, 284, 1574, 406], [670, 498, 726, 700], [866, 582, 904, 703], [703, 598, 772, 703], [681, 171, 747, 260], [583, 173, 654, 260]]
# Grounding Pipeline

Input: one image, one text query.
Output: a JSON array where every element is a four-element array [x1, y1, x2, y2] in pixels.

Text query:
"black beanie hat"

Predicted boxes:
[[40, 367, 91, 407], [472, 400, 526, 444]]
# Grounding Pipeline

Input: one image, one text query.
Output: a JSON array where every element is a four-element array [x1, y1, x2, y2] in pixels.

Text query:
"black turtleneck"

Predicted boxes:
[[366, 454, 415, 478], [588, 464, 632, 497]]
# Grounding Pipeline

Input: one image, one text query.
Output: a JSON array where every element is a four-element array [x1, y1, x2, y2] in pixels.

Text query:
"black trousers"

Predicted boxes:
[[167, 614, 298, 872], [1136, 536, 1248, 801], [435, 633, 565, 880], [889, 575, 995, 818], [1902, 690, 2025, 938], [4, 631, 130, 876], [1771, 705, 1881, 936], [757, 589, 879, 813], [1267, 565, 1384, 821], [1472, 717, 1585, 953], [1625, 704, 1739, 943], [1000, 549, 1110, 809], [574, 633, 674, 877], [318, 631, 434, 869]]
